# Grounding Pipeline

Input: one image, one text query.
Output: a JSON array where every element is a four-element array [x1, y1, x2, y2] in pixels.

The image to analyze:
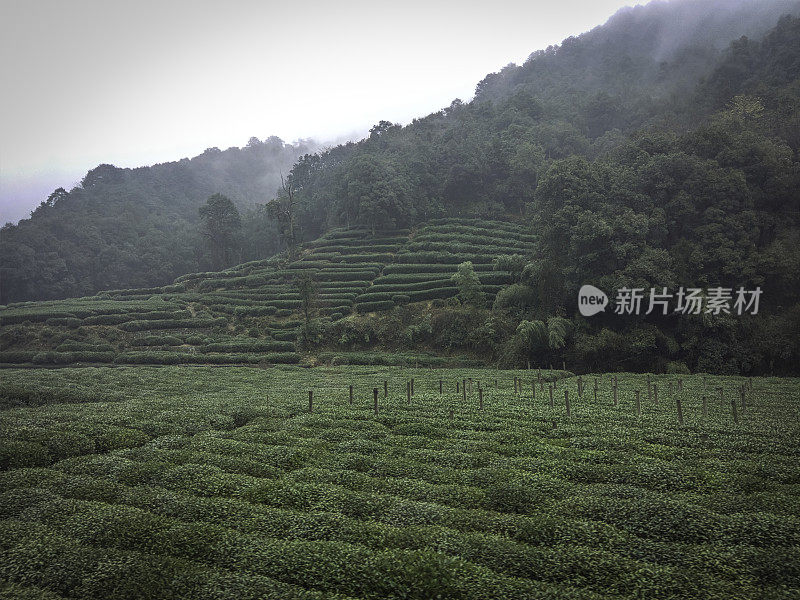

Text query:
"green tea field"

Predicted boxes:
[[1, 367, 799, 599]]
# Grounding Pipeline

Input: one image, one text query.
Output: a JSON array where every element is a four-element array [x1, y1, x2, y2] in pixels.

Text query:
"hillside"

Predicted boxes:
[[3, 0, 800, 305], [0, 218, 533, 368], [0, 137, 318, 303]]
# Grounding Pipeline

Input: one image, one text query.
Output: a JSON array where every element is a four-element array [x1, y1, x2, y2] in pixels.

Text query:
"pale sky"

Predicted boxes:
[[0, 0, 645, 224]]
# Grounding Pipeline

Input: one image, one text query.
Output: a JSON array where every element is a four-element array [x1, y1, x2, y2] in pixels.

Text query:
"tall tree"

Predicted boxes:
[[294, 272, 318, 325], [199, 193, 241, 270], [452, 261, 485, 307], [266, 174, 299, 258]]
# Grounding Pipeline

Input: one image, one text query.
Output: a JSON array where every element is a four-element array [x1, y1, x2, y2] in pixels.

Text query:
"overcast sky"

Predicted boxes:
[[0, 0, 645, 224]]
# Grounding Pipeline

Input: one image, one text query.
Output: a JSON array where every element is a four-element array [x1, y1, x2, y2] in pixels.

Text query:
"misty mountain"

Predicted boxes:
[[2, 0, 799, 305], [1, 137, 318, 303]]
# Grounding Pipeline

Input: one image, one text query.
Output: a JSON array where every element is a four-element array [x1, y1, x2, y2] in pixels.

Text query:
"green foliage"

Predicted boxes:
[[294, 273, 318, 325], [452, 262, 485, 308], [199, 193, 243, 271], [2, 139, 313, 303], [0, 367, 798, 598]]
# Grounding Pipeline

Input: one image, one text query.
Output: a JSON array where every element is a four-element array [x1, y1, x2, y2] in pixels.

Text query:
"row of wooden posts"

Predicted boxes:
[[305, 372, 753, 424]]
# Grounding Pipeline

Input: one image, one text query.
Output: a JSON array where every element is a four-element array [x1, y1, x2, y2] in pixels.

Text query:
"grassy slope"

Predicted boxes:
[[0, 218, 531, 367], [0, 367, 798, 599]]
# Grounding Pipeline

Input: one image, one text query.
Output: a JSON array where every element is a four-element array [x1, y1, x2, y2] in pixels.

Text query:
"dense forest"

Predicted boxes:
[[0, 137, 318, 303], [1, 0, 799, 374]]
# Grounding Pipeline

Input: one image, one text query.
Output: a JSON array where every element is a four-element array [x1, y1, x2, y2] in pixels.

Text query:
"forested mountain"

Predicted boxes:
[[279, 0, 800, 237], [0, 137, 318, 303]]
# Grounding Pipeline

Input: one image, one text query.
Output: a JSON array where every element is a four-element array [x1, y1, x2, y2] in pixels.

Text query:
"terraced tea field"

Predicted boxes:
[[1, 367, 798, 599], [0, 218, 527, 367]]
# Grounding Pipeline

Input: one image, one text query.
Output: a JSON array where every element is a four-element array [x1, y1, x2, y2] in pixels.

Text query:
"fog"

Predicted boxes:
[[0, 0, 651, 224]]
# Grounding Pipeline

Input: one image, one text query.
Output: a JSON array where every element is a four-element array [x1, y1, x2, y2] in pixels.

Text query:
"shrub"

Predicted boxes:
[[407, 287, 458, 302], [55, 341, 115, 352], [355, 301, 395, 313], [0, 351, 38, 363], [44, 317, 82, 328], [93, 427, 150, 452], [666, 361, 691, 374], [233, 306, 278, 317], [0, 440, 50, 469], [200, 340, 295, 353], [45, 432, 96, 460], [32, 351, 76, 364], [83, 314, 132, 325], [129, 336, 183, 347], [119, 318, 226, 331], [113, 352, 189, 364]]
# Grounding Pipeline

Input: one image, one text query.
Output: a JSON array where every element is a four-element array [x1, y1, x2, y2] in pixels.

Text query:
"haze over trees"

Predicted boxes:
[[0, 137, 317, 303]]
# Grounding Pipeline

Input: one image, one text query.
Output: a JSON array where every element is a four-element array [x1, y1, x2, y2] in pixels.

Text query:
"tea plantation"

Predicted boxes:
[[0, 218, 526, 368], [1, 366, 798, 599]]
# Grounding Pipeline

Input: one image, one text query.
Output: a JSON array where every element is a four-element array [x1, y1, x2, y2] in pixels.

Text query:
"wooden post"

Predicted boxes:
[[308, 390, 313, 413], [702, 396, 708, 418], [676, 395, 684, 426], [407, 381, 411, 404], [373, 388, 378, 416], [740, 385, 746, 414], [678, 378, 683, 392], [349, 385, 353, 404], [462, 382, 466, 402], [668, 381, 673, 397], [549, 384, 554, 408], [593, 387, 597, 402], [731, 398, 738, 424], [457, 381, 460, 393], [564, 390, 571, 418], [439, 379, 442, 394], [635, 390, 641, 417], [479, 387, 483, 410]]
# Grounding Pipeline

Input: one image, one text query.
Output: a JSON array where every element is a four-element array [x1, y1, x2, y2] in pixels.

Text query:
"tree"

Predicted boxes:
[[507, 316, 572, 367], [199, 193, 241, 270], [294, 272, 318, 325], [266, 174, 299, 258], [452, 261, 485, 307], [493, 254, 527, 282]]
